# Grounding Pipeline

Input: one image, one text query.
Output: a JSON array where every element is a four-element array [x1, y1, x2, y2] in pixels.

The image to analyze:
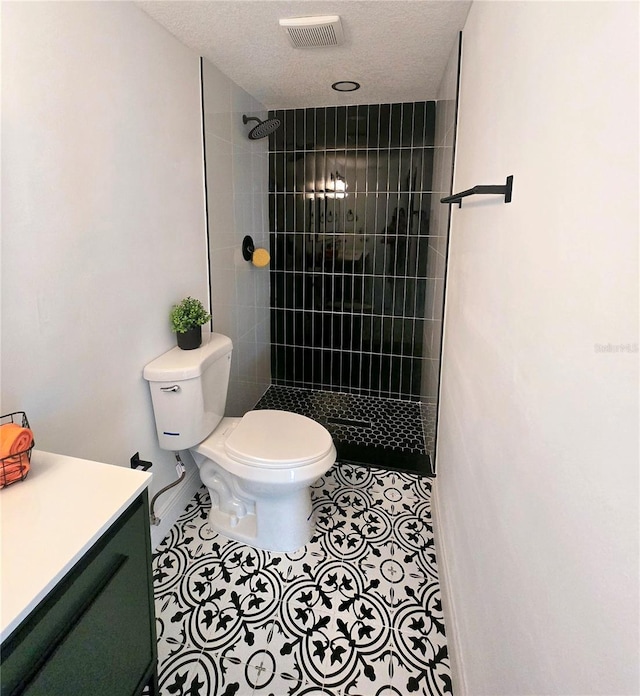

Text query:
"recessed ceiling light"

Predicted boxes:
[[331, 81, 360, 92]]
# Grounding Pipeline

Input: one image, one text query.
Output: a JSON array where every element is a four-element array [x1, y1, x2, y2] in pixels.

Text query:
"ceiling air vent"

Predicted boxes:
[[279, 15, 344, 49]]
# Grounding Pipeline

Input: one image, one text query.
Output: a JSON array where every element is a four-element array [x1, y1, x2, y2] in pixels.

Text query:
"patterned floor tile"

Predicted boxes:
[[348, 541, 434, 611], [190, 652, 247, 696], [331, 462, 377, 490], [153, 461, 450, 696]]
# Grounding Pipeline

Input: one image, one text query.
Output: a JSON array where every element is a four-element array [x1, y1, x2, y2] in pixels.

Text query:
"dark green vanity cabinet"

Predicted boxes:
[[0, 493, 158, 696]]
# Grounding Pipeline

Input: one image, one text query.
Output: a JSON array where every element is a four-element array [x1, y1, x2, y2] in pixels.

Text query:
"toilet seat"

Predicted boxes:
[[224, 410, 334, 469]]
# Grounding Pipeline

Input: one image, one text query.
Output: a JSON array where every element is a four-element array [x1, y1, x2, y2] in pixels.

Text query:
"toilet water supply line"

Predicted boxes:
[[149, 453, 186, 526]]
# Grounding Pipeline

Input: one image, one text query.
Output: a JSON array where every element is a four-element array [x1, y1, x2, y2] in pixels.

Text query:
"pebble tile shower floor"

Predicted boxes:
[[255, 386, 436, 476], [152, 462, 450, 696]]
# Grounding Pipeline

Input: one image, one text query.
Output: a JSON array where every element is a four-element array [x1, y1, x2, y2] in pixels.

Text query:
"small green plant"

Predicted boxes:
[[169, 297, 211, 333]]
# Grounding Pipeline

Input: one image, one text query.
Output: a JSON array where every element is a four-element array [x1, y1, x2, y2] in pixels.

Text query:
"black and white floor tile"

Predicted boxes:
[[255, 387, 434, 476], [152, 462, 450, 696]]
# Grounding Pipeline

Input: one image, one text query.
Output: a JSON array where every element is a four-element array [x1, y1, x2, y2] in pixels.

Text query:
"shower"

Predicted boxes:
[[242, 114, 281, 140]]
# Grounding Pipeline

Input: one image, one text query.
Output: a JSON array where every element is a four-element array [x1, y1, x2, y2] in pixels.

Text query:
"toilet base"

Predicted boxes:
[[191, 416, 334, 553], [205, 486, 315, 552]]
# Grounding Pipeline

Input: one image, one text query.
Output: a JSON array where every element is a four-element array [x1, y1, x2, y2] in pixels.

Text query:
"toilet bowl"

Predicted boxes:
[[143, 334, 336, 552]]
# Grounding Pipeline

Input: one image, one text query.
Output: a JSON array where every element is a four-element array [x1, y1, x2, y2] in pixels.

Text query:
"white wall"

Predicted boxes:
[[201, 60, 271, 416], [1, 3, 208, 505], [435, 2, 639, 694]]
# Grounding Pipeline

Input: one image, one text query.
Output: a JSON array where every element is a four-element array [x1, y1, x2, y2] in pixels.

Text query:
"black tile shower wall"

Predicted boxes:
[[269, 102, 436, 400]]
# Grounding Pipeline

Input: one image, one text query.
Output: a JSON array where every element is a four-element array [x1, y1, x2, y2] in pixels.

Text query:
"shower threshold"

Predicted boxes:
[[336, 441, 433, 476]]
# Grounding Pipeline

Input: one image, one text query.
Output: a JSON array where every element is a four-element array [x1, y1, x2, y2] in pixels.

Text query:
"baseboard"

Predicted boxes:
[[432, 482, 467, 695], [150, 466, 202, 550]]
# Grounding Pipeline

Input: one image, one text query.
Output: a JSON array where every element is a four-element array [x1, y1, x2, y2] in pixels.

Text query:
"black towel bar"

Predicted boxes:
[[441, 175, 513, 208]]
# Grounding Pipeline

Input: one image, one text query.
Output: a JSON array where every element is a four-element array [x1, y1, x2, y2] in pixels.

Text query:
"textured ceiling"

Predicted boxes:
[[136, 1, 471, 109]]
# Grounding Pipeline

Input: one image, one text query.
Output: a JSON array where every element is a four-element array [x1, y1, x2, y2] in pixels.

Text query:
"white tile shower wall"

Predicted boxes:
[[202, 59, 271, 416], [1, 2, 208, 499]]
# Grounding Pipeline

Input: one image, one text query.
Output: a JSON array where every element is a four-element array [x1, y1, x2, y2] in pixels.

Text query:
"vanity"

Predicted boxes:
[[0, 451, 157, 696]]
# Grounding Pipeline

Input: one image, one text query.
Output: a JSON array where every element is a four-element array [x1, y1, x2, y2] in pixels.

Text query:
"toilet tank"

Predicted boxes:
[[143, 333, 233, 451]]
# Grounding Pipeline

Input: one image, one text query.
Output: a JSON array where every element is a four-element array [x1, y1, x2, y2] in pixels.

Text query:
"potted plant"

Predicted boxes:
[[170, 297, 211, 350]]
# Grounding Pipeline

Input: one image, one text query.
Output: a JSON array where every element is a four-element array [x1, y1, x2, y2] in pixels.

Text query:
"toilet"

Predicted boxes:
[[143, 333, 336, 552]]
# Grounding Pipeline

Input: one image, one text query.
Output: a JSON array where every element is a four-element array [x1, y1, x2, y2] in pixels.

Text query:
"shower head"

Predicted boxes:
[[242, 114, 281, 140]]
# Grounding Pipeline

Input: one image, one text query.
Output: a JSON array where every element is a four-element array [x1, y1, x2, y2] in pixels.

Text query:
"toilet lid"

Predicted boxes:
[[225, 410, 334, 468]]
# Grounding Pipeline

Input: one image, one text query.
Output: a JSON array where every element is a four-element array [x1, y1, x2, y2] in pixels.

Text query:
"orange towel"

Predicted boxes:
[[1, 423, 33, 457], [0, 423, 33, 487]]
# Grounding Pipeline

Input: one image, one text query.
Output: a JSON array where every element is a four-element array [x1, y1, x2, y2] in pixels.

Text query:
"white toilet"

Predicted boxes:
[[143, 333, 336, 552]]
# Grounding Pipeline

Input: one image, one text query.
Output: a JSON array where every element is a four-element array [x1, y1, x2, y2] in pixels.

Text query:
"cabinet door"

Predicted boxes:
[[1, 497, 156, 696]]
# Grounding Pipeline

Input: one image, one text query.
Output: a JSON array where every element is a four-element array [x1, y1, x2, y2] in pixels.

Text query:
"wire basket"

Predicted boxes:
[[1, 412, 34, 489]]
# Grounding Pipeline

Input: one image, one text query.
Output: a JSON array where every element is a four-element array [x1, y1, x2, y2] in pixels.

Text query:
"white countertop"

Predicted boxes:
[[0, 450, 152, 642]]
